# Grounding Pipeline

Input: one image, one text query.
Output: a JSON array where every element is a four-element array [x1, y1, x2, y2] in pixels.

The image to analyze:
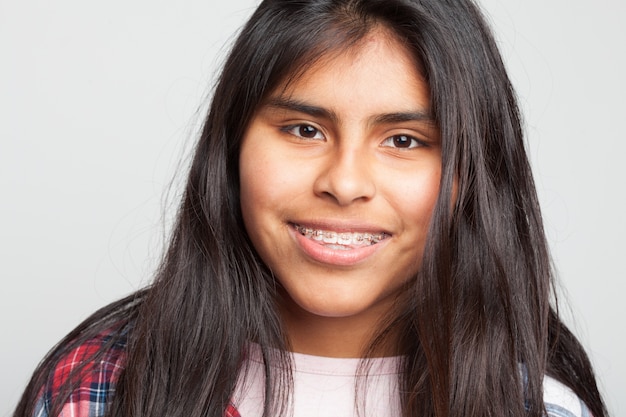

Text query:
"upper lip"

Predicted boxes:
[[289, 220, 392, 235]]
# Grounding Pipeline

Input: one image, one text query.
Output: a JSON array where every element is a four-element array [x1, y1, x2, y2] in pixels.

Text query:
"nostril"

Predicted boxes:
[[313, 156, 376, 206]]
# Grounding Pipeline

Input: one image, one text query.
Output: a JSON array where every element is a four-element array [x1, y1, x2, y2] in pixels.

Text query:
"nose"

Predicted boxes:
[[313, 145, 376, 206]]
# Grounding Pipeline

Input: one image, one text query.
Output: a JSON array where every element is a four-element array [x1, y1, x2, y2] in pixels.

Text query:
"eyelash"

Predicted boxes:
[[281, 123, 424, 149], [380, 135, 424, 149], [282, 124, 325, 140]]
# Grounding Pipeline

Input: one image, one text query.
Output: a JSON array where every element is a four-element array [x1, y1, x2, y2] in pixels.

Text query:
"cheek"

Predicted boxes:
[[240, 131, 323, 217], [240, 150, 295, 216], [239, 138, 267, 231], [240, 160, 273, 213], [394, 166, 441, 227], [239, 135, 308, 237], [395, 171, 441, 270]]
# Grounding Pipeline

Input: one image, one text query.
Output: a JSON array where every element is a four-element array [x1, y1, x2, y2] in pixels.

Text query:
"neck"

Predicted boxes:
[[278, 296, 399, 358]]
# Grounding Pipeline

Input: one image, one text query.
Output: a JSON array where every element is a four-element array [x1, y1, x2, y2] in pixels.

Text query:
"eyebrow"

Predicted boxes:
[[264, 96, 435, 126], [265, 97, 339, 122]]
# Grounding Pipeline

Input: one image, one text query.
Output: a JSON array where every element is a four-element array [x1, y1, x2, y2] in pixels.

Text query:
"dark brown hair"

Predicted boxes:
[[15, 1, 607, 417]]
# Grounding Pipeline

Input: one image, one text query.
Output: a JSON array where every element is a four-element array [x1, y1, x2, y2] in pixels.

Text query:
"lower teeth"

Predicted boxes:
[[323, 244, 352, 251]]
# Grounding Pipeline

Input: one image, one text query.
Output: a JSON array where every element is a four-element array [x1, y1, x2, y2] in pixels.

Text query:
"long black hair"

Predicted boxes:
[[15, 1, 607, 417]]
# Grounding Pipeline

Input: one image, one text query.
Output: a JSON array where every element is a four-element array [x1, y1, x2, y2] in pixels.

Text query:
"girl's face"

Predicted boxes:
[[239, 29, 441, 354]]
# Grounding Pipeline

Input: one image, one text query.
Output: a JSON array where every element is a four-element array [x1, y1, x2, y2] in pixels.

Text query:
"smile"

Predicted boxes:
[[293, 224, 389, 249]]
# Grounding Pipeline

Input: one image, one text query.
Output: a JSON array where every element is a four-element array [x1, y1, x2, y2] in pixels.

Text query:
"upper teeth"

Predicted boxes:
[[294, 224, 387, 246]]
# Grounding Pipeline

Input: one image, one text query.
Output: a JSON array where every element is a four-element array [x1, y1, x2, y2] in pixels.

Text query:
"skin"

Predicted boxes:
[[239, 28, 441, 357]]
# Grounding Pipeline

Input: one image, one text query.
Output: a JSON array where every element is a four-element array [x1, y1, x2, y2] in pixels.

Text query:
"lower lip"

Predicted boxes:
[[289, 225, 389, 266]]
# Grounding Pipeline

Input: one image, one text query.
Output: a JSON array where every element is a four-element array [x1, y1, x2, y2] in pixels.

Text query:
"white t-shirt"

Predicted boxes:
[[543, 375, 593, 417], [232, 345, 591, 417]]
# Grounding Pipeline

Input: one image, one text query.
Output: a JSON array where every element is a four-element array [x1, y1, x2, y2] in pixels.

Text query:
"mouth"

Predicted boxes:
[[292, 223, 390, 250]]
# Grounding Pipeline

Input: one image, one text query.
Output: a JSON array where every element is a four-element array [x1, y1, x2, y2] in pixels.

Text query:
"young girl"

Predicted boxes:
[[14, 0, 608, 416]]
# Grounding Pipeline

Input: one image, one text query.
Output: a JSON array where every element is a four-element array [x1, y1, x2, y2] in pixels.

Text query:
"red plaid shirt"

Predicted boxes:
[[33, 329, 240, 417]]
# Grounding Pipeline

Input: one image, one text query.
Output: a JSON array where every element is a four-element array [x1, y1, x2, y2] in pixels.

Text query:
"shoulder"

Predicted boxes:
[[33, 326, 128, 417], [543, 375, 593, 417]]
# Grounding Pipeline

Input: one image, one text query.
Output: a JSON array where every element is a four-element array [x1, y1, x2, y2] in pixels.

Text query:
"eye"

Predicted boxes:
[[381, 134, 422, 149], [283, 124, 325, 140]]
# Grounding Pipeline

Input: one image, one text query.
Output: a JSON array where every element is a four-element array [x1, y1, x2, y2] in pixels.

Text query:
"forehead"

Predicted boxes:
[[265, 28, 431, 117]]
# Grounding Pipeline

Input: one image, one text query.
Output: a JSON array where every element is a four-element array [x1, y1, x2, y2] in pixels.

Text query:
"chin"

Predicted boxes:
[[288, 290, 393, 320]]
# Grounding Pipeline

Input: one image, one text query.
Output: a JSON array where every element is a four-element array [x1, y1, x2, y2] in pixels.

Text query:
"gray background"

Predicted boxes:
[[1, 0, 624, 415]]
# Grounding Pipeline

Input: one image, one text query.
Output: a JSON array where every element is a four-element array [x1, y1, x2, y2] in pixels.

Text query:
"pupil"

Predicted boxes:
[[300, 125, 317, 138], [394, 135, 411, 148]]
